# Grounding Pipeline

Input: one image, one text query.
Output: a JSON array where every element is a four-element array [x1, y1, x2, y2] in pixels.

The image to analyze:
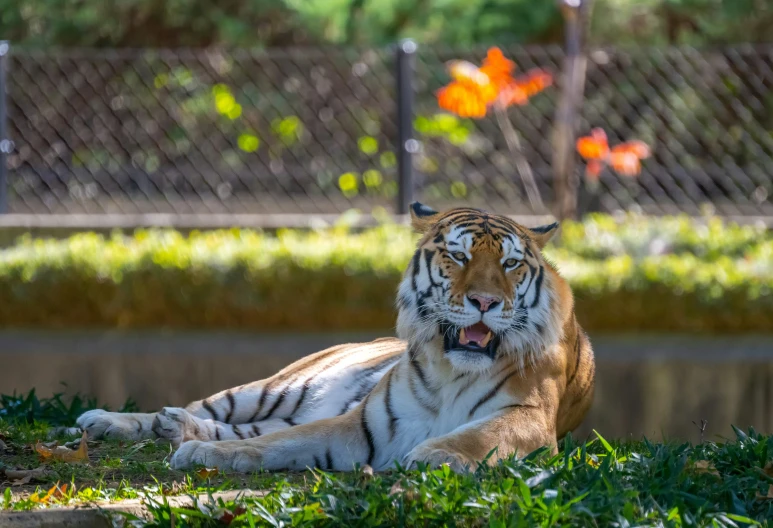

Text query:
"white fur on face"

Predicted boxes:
[[445, 349, 496, 373]]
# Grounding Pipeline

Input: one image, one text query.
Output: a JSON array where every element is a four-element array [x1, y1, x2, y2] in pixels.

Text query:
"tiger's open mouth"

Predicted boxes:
[[441, 321, 499, 359]]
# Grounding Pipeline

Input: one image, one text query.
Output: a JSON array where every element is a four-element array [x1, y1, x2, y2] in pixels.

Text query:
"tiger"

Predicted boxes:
[[76, 202, 595, 472]]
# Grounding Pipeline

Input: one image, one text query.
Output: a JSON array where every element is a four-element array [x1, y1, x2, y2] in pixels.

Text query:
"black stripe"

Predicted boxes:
[[284, 417, 296, 426], [251, 424, 261, 437], [360, 399, 375, 465], [202, 400, 218, 420], [338, 379, 377, 415], [263, 391, 287, 420], [248, 388, 270, 423], [566, 327, 583, 388], [234, 425, 245, 439], [519, 262, 537, 301], [574, 359, 596, 404], [247, 343, 369, 423], [314, 455, 323, 469], [574, 376, 595, 404], [530, 266, 545, 308], [469, 369, 520, 417], [132, 418, 143, 433], [326, 449, 334, 470], [215, 427, 222, 441], [337, 356, 400, 416], [410, 250, 421, 291], [409, 375, 439, 415], [499, 404, 523, 411], [423, 249, 440, 286], [384, 370, 398, 440], [271, 344, 385, 422], [224, 391, 236, 424], [397, 293, 412, 310], [410, 355, 430, 390], [290, 381, 310, 416]]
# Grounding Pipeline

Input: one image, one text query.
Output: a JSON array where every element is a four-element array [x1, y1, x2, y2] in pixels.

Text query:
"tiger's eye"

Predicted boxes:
[[504, 258, 519, 268], [451, 251, 467, 262]]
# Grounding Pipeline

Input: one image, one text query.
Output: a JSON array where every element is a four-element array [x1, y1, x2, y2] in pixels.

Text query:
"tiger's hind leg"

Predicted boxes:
[[154, 343, 402, 445], [77, 338, 404, 443]]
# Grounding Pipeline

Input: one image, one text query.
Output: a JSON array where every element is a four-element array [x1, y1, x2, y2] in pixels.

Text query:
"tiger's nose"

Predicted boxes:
[[467, 294, 502, 313]]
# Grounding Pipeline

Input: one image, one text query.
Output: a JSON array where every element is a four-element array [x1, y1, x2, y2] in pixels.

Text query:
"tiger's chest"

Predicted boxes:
[[371, 367, 521, 467]]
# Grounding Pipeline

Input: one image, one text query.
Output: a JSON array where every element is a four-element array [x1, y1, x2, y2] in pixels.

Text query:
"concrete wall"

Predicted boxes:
[[2, 330, 772, 442]]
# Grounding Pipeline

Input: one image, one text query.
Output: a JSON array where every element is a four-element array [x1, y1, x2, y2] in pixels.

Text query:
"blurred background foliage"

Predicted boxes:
[[2, 0, 772, 49], [0, 214, 771, 332]]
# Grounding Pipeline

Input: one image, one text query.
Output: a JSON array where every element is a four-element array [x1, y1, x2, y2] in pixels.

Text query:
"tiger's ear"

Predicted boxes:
[[409, 202, 440, 233], [528, 222, 560, 249]]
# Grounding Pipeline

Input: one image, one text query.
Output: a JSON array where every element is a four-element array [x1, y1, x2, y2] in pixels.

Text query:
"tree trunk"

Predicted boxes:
[[552, 0, 594, 220]]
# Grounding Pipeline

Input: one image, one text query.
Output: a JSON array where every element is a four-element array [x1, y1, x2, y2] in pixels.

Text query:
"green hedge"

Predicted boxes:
[[0, 214, 771, 333]]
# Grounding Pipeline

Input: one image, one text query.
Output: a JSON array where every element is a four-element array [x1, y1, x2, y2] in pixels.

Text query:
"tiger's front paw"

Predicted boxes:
[[170, 440, 263, 473], [76, 409, 156, 441], [152, 407, 202, 446], [403, 444, 474, 473]]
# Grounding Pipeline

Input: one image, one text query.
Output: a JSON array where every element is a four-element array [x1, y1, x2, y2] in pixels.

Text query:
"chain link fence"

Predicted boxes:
[[4, 44, 773, 217]]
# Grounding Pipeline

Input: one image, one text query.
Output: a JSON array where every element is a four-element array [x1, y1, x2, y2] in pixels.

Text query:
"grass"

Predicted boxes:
[[2, 391, 773, 526]]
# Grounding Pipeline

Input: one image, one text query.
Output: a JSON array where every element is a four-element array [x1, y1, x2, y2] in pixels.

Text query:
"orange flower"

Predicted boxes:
[[576, 129, 650, 179], [576, 128, 610, 160], [479, 47, 515, 90], [585, 160, 605, 181], [497, 69, 553, 107], [613, 140, 651, 159], [437, 47, 551, 118], [437, 82, 490, 118], [609, 151, 641, 176]]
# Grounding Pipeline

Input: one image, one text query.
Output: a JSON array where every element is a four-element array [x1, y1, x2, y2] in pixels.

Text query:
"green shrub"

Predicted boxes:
[[0, 214, 770, 332]]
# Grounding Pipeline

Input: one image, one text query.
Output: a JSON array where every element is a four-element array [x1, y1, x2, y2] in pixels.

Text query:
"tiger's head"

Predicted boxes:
[[396, 202, 569, 373]]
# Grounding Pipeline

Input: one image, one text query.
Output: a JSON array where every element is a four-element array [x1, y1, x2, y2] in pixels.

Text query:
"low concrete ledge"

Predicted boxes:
[[1, 330, 772, 441], [0, 490, 264, 528]]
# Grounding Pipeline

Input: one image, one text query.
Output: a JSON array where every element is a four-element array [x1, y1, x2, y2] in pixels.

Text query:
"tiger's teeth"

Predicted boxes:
[[459, 328, 469, 345], [480, 331, 492, 347]]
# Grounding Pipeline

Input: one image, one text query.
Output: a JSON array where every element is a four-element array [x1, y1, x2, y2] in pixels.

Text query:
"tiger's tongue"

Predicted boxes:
[[460, 322, 491, 345]]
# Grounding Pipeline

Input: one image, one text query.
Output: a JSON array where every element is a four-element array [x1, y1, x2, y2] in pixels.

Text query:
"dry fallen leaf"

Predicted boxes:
[[35, 430, 89, 464], [756, 484, 773, 501], [29, 482, 70, 504], [4, 466, 47, 485], [693, 460, 720, 477], [195, 467, 219, 479], [389, 481, 404, 496], [219, 506, 247, 525], [11, 475, 32, 486], [361, 464, 374, 479]]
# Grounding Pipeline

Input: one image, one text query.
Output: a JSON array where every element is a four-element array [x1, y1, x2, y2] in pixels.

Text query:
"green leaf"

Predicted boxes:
[[594, 430, 614, 453], [518, 479, 533, 507]]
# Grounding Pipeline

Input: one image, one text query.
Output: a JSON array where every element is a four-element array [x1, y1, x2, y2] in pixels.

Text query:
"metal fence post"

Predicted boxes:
[[396, 39, 417, 215], [0, 41, 8, 213]]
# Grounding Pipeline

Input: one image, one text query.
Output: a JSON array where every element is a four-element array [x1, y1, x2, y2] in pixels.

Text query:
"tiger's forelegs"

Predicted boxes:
[[170, 407, 372, 472], [403, 405, 557, 473]]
